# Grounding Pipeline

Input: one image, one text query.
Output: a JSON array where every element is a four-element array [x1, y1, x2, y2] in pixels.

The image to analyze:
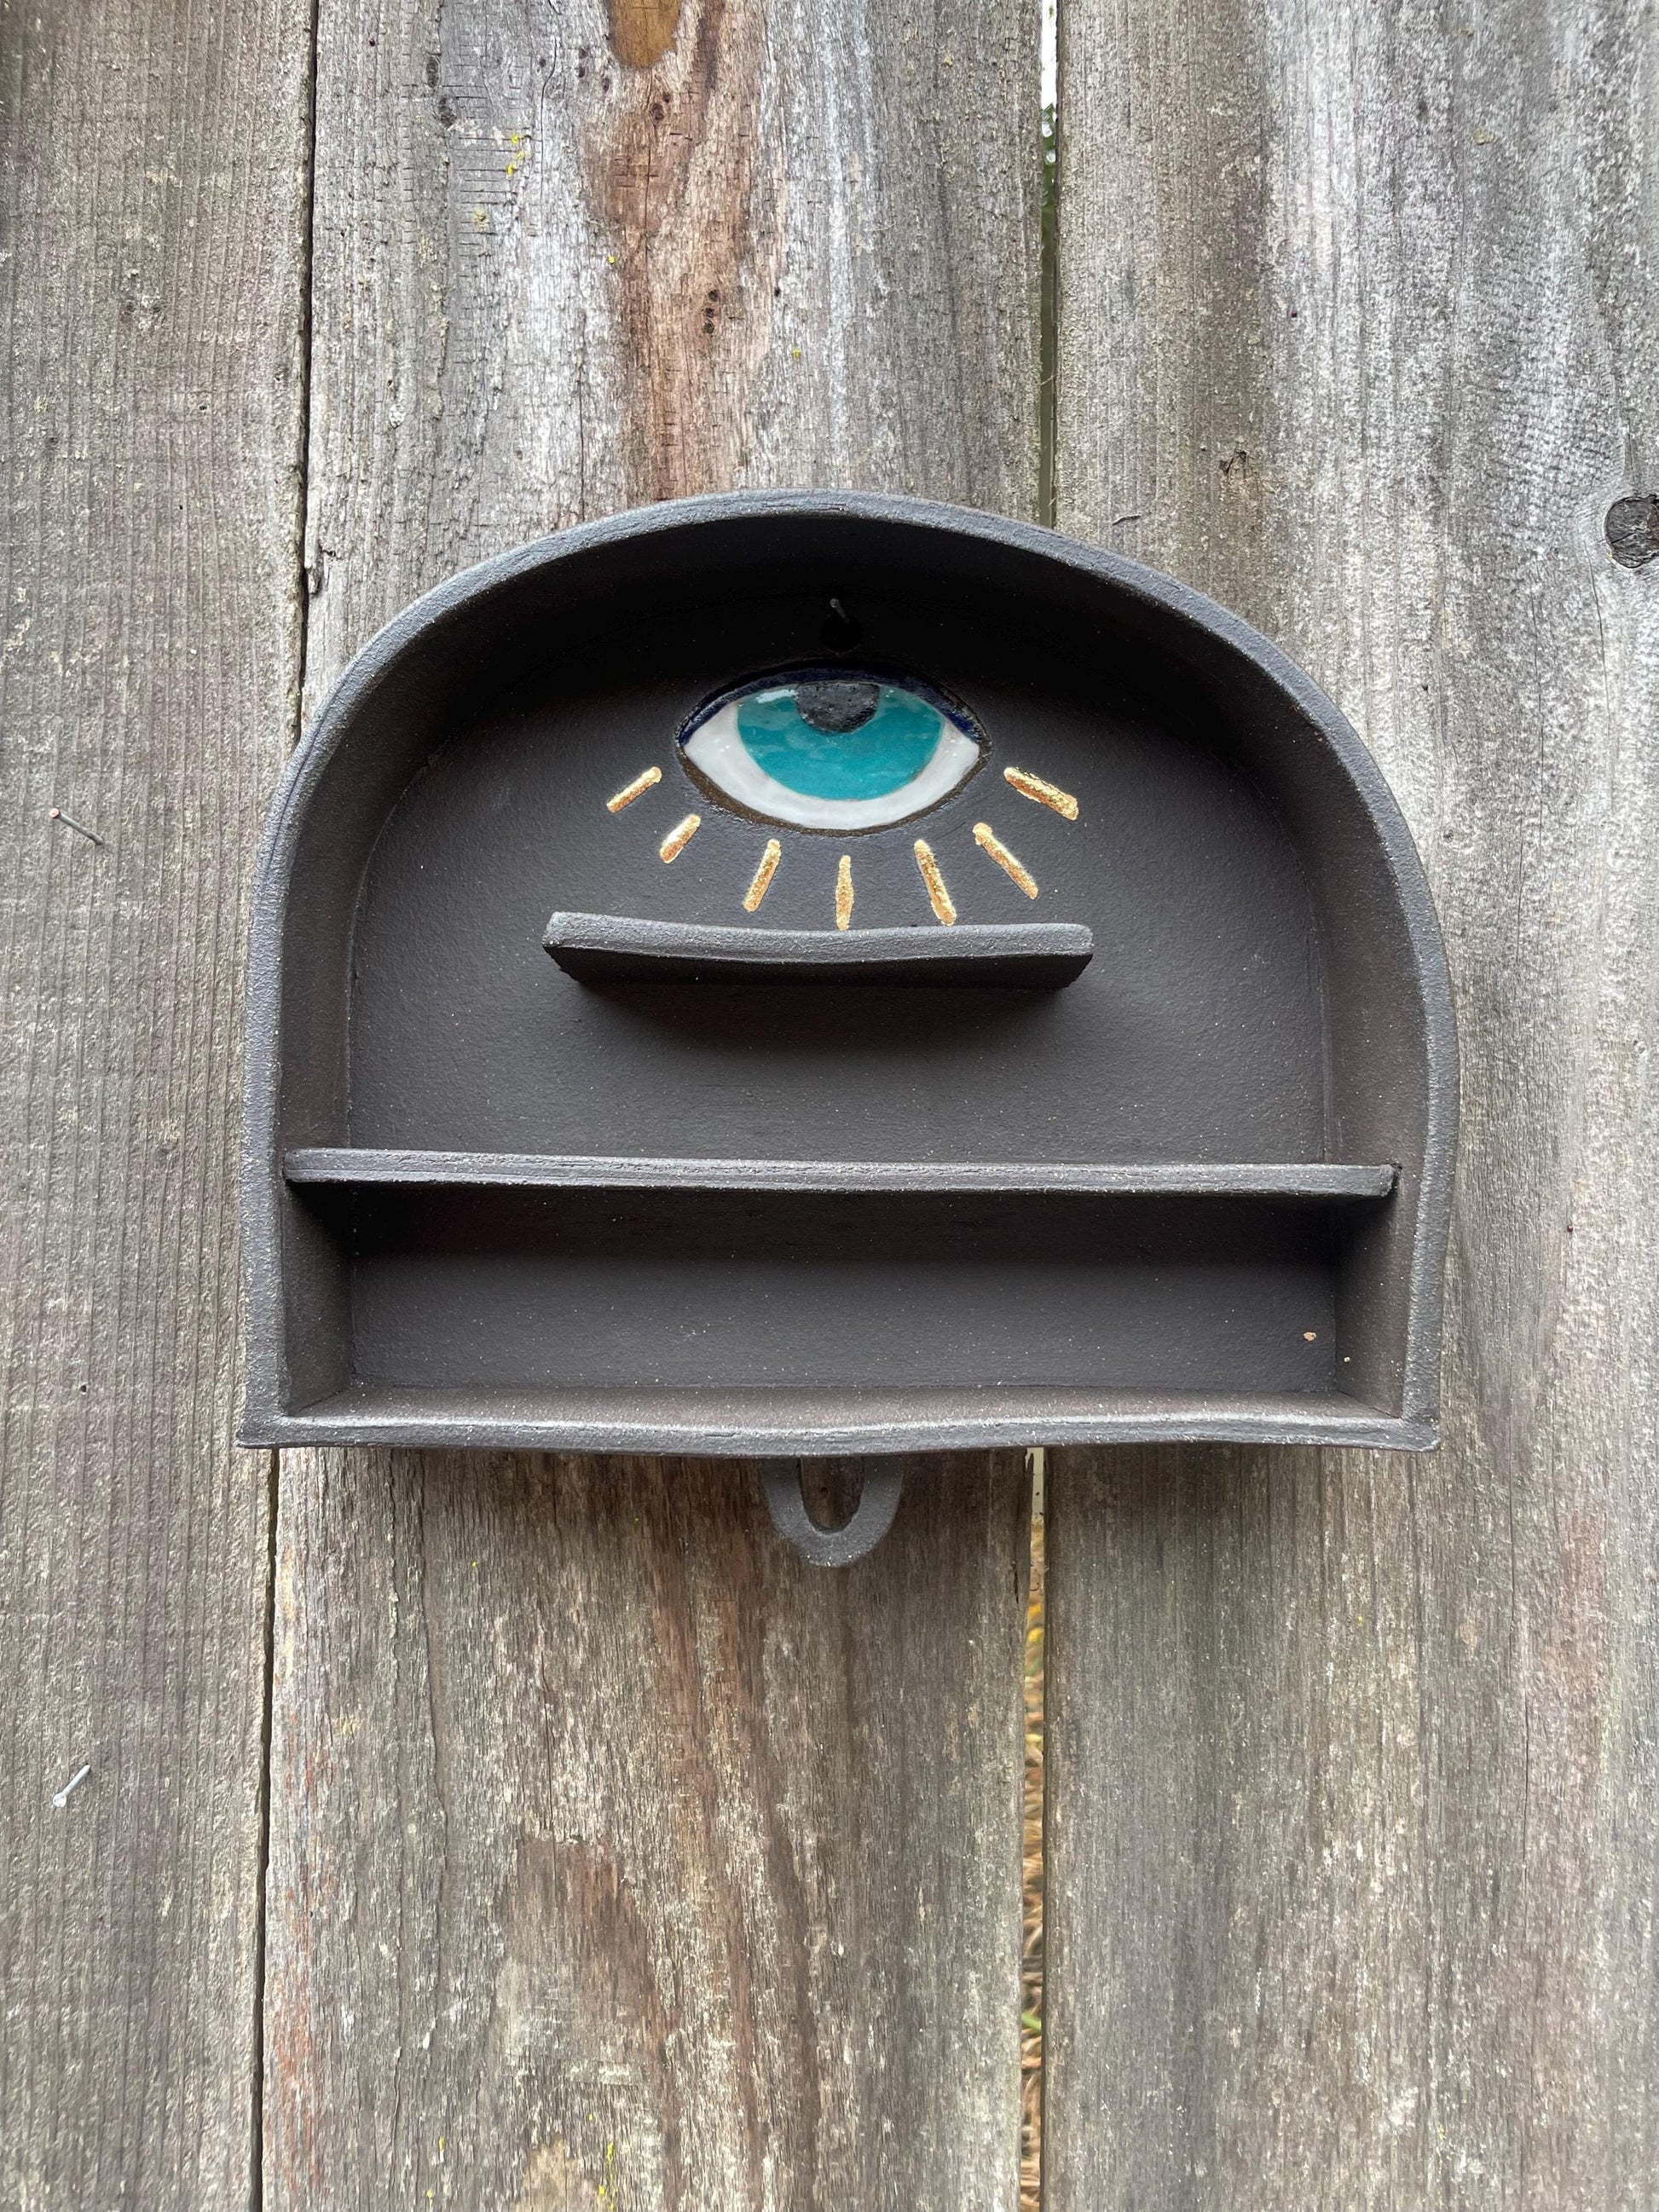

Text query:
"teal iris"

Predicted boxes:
[[735, 684, 945, 800]]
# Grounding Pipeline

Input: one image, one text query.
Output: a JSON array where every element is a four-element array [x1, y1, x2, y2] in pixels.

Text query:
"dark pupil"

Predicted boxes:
[[795, 679, 881, 733]]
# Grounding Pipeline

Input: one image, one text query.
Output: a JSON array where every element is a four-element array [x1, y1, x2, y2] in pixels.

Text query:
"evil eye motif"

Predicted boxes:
[[679, 671, 986, 830]]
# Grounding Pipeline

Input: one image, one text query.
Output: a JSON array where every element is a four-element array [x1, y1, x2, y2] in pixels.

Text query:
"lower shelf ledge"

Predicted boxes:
[[282, 1148, 1399, 1200], [241, 1383, 1434, 1457]]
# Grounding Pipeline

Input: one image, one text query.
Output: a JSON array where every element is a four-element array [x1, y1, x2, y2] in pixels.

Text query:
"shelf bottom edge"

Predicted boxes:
[[242, 1389, 1435, 1457]]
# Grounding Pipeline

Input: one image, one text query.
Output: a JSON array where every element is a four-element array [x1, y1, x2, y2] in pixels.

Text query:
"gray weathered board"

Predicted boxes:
[[1045, 0, 1659, 2207], [263, 3, 1038, 2209], [0, 3, 310, 2204]]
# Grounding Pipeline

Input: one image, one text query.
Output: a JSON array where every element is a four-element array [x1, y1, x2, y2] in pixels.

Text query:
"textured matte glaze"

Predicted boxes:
[[242, 493, 1456, 1453]]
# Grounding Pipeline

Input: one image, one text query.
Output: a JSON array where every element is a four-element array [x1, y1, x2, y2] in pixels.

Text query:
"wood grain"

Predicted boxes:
[[269, 2, 1040, 2203], [1048, 0, 1659, 2203], [269, 1453, 1030, 2207], [298, 0, 1038, 710], [0, 0, 311, 2202]]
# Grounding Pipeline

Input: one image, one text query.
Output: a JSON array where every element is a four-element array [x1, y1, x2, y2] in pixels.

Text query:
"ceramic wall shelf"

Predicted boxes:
[[242, 492, 1456, 1462]]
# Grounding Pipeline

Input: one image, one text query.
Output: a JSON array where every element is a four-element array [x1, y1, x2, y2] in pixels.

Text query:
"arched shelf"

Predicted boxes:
[[242, 493, 1455, 1455]]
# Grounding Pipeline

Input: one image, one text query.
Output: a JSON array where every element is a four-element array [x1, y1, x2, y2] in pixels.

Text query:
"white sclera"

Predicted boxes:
[[682, 700, 983, 829]]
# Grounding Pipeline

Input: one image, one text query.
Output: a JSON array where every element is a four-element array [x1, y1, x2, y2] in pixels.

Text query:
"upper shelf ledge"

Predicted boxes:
[[543, 911, 1095, 987]]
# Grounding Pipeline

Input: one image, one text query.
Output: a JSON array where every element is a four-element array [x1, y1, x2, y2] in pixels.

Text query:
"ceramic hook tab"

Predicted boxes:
[[762, 1458, 905, 1566]]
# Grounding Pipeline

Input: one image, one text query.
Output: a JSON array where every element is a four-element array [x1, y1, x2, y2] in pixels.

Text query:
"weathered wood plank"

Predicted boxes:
[[0, 1, 312, 2201], [1047, 0, 1659, 2203], [266, 3, 1040, 2204], [269, 1452, 1031, 2206], [295, 0, 1039, 678]]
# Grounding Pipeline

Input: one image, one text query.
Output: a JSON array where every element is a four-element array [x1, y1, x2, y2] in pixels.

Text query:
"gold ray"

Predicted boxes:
[[607, 765, 662, 811], [1003, 765, 1078, 820], [835, 853, 854, 930], [973, 821, 1039, 898], [913, 839, 957, 925], [744, 838, 783, 912], [659, 813, 702, 862]]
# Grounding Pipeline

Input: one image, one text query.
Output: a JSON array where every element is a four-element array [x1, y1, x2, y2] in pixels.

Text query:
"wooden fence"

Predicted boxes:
[[3, 0, 1654, 2204]]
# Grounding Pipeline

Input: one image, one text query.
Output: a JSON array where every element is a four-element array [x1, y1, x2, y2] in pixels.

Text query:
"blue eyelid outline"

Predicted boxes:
[[679, 662, 984, 744]]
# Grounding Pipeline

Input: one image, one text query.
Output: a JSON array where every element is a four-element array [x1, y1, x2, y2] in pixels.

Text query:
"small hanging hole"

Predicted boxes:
[[801, 1458, 866, 1531], [820, 596, 862, 651]]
